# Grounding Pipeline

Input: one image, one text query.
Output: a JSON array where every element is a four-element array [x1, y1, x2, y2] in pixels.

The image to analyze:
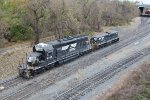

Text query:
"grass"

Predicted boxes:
[[108, 63, 150, 100], [131, 83, 150, 100]]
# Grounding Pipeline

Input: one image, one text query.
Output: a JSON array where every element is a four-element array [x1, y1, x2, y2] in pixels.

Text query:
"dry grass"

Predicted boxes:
[[0, 47, 31, 79], [108, 63, 150, 100]]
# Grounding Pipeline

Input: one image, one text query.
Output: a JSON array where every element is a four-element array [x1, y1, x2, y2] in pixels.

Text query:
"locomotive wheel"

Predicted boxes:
[[18, 69, 23, 77], [117, 38, 119, 41], [54, 62, 59, 67], [25, 70, 31, 79]]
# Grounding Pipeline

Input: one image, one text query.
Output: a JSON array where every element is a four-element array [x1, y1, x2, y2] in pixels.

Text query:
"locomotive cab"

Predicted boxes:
[[34, 43, 54, 59], [27, 52, 42, 66], [26, 43, 53, 65], [19, 43, 55, 78]]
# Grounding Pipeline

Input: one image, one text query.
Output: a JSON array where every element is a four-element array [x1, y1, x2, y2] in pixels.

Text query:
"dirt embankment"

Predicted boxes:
[[0, 48, 32, 79], [107, 62, 150, 100]]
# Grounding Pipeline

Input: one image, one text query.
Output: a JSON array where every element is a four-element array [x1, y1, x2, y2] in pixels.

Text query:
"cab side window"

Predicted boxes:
[[101, 37, 104, 42], [47, 53, 52, 59]]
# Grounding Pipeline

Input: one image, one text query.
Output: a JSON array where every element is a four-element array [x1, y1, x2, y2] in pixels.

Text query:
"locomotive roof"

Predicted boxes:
[[34, 43, 53, 52], [47, 35, 88, 47], [34, 35, 88, 52]]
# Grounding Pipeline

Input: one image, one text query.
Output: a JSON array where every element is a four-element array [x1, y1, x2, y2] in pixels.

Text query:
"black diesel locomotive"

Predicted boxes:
[[19, 31, 119, 78], [90, 31, 119, 49]]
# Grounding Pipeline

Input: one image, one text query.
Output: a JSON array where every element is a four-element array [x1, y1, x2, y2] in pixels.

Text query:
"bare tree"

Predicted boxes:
[[0, 21, 8, 39], [26, 0, 47, 44], [0, 21, 8, 47], [23, 0, 138, 42], [45, 0, 79, 39], [88, 1, 103, 31]]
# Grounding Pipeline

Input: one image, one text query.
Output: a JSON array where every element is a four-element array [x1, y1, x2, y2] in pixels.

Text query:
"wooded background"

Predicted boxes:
[[0, 0, 139, 46]]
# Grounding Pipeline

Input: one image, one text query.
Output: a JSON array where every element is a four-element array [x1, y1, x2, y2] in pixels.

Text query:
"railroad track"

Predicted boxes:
[[0, 66, 83, 100], [141, 17, 150, 25], [0, 33, 149, 100], [0, 18, 150, 99], [53, 47, 150, 100], [0, 77, 24, 91]]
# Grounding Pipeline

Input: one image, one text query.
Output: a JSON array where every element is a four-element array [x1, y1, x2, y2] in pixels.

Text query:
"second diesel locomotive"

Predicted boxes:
[[19, 31, 119, 78]]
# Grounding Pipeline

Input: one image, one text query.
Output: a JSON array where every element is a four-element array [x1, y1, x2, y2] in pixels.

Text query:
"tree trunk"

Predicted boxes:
[[34, 11, 40, 44]]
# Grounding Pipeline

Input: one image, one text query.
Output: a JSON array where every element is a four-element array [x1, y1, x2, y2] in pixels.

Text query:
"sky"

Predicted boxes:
[[127, 0, 150, 4]]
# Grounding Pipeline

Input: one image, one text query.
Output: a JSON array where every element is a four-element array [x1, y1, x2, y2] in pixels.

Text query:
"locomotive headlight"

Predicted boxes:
[[27, 57, 37, 64], [86, 41, 89, 44], [93, 38, 97, 41], [27, 52, 41, 65], [93, 38, 97, 43]]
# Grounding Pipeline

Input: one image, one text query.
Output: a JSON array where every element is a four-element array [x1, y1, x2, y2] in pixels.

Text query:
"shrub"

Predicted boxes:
[[4, 24, 33, 42]]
